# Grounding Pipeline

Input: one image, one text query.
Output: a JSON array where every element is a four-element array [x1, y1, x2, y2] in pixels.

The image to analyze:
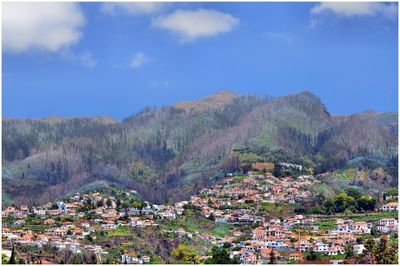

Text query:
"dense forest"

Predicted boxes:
[[2, 91, 398, 205]]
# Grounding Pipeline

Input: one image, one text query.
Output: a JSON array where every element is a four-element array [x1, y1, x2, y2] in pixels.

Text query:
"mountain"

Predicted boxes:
[[2, 91, 398, 206], [174, 91, 239, 112]]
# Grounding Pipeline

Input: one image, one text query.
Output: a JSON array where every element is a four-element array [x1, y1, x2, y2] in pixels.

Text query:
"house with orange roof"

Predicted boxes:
[[260, 248, 281, 260], [39, 259, 53, 264], [117, 220, 128, 227], [379, 218, 398, 227], [288, 252, 303, 262], [73, 228, 82, 235], [253, 231, 267, 241], [46, 228, 66, 237], [142, 256, 150, 263], [239, 251, 258, 264], [351, 221, 371, 234], [381, 202, 398, 211], [43, 218, 55, 225], [326, 249, 338, 256]]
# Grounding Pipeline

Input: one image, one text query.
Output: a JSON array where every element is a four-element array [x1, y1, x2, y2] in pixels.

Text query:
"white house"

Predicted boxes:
[[121, 254, 142, 264], [326, 249, 338, 256], [101, 223, 117, 230], [314, 242, 329, 253], [351, 222, 371, 234], [381, 202, 398, 212], [379, 218, 398, 227], [353, 244, 365, 255], [142, 256, 150, 263], [377, 218, 398, 233]]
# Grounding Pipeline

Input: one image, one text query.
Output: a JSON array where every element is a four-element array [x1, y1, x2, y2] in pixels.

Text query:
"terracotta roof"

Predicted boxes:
[[260, 249, 280, 255]]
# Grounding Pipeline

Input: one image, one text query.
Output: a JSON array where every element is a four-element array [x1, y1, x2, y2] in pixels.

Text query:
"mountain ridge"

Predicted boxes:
[[2, 90, 398, 205], [174, 90, 239, 112], [3, 90, 397, 121]]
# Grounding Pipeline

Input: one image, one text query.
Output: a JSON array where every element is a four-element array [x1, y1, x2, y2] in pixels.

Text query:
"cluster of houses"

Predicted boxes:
[[1, 191, 188, 264], [2, 224, 107, 263], [189, 173, 317, 224], [327, 218, 397, 236], [185, 172, 398, 264], [231, 215, 398, 264], [1, 172, 398, 264], [330, 219, 372, 235], [121, 254, 150, 264]]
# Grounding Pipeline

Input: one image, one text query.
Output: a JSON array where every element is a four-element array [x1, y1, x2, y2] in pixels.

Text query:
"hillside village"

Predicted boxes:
[[2, 1, 399, 265], [2, 170, 398, 264]]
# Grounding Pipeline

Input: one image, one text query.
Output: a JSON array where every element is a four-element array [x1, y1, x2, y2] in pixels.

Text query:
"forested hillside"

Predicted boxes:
[[2, 91, 398, 205]]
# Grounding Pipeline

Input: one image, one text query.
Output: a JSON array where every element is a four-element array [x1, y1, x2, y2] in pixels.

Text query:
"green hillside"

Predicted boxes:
[[2, 91, 398, 205]]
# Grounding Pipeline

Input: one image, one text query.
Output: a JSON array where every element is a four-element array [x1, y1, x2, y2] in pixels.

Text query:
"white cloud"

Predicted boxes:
[[60, 49, 97, 68], [311, 2, 397, 20], [129, 52, 149, 69], [3, 3, 84, 53], [266, 32, 293, 43], [101, 2, 166, 16], [152, 9, 239, 42]]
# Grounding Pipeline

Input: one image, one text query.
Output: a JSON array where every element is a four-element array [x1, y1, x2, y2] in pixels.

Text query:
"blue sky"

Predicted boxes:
[[3, 2, 398, 120]]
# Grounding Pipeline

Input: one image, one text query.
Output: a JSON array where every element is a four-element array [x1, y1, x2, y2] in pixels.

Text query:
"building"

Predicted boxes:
[[353, 244, 365, 255], [330, 259, 344, 264], [101, 223, 117, 230], [44, 218, 55, 225], [121, 254, 141, 264], [142, 256, 150, 263], [260, 249, 281, 260], [381, 202, 398, 212], [14, 220, 26, 226], [288, 253, 303, 262], [377, 218, 398, 233], [314, 242, 329, 253], [351, 221, 371, 234]]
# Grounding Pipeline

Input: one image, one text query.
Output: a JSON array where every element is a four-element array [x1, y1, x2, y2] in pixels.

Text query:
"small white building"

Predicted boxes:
[[326, 249, 338, 256], [314, 242, 329, 253], [377, 218, 398, 233], [379, 218, 398, 227], [121, 254, 141, 264], [351, 222, 371, 234], [101, 223, 117, 230], [381, 202, 398, 212], [142, 256, 150, 263], [353, 244, 365, 255]]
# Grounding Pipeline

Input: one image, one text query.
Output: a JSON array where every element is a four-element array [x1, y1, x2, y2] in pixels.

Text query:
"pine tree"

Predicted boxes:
[[106, 198, 113, 208], [9, 245, 16, 264]]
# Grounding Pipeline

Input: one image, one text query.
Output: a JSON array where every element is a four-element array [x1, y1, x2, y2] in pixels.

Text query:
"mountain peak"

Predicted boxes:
[[277, 90, 330, 119], [294, 90, 321, 101], [174, 90, 239, 112]]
